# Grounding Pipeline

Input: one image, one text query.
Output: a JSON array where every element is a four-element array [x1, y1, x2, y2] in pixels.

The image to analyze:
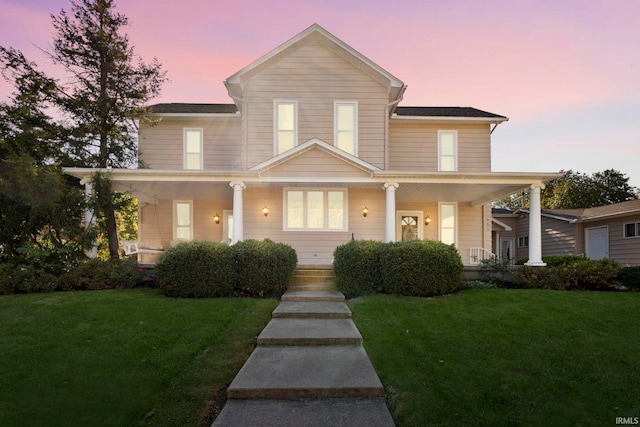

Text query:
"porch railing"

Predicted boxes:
[[468, 247, 496, 265]]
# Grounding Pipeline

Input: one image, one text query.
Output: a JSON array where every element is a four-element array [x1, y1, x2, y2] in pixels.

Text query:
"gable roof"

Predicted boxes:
[[224, 24, 406, 106], [249, 138, 381, 175], [520, 199, 640, 223]]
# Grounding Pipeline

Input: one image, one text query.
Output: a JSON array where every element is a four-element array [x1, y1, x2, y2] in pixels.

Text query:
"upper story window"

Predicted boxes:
[[284, 188, 347, 231], [438, 130, 458, 172], [334, 101, 358, 156], [174, 200, 193, 241], [624, 222, 640, 238], [184, 128, 203, 170], [274, 100, 298, 155]]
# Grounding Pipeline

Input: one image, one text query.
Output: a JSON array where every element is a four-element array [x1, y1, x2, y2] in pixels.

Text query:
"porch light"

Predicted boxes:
[[213, 213, 220, 224], [425, 215, 431, 225], [362, 207, 369, 217], [262, 206, 269, 217]]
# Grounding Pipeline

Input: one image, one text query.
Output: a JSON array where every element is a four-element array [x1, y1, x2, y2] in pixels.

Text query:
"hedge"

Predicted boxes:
[[234, 239, 297, 297], [333, 240, 385, 298], [614, 266, 640, 291], [333, 239, 464, 298], [156, 241, 236, 298], [155, 239, 297, 298], [513, 258, 620, 291], [381, 240, 463, 297]]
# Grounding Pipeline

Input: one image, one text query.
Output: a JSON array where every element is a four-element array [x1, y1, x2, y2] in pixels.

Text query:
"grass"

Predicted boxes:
[[0, 289, 277, 427], [349, 289, 640, 427]]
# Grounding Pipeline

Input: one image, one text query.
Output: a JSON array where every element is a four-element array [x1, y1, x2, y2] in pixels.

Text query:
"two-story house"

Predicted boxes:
[[66, 24, 560, 266]]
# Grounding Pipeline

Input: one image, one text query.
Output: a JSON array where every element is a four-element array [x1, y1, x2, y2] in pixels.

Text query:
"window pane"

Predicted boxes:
[[176, 226, 191, 240], [307, 191, 324, 229], [336, 132, 355, 155], [176, 203, 190, 226], [185, 153, 200, 170], [440, 139, 454, 156], [625, 223, 637, 237], [441, 205, 455, 228], [337, 104, 355, 131], [441, 229, 455, 245], [185, 132, 201, 153], [277, 131, 295, 154], [440, 157, 455, 172], [287, 191, 304, 229], [278, 104, 295, 130], [328, 191, 344, 230]]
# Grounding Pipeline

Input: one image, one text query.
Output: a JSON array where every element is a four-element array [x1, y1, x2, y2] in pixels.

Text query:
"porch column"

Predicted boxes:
[[82, 179, 98, 258], [230, 181, 245, 244], [384, 182, 399, 242], [525, 184, 546, 266]]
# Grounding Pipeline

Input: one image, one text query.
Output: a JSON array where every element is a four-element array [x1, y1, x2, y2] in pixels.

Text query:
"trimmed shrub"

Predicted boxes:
[[0, 263, 58, 295], [381, 240, 463, 297], [57, 258, 144, 291], [156, 241, 235, 298], [615, 266, 640, 291], [333, 240, 385, 298], [234, 239, 297, 297], [513, 258, 620, 291]]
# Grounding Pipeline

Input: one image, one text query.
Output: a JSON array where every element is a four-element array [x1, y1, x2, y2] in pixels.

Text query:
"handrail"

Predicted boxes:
[[469, 247, 496, 265]]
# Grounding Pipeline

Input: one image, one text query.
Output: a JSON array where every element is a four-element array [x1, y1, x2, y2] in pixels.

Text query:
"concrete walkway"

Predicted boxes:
[[212, 285, 395, 426]]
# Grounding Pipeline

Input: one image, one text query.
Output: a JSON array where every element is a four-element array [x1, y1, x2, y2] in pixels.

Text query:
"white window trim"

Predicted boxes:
[[334, 101, 358, 156], [623, 221, 640, 239], [183, 128, 203, 170], [274, 99, 298, 156], [282, 188, 349, 232], [173, 200, 193, 241], [438, 202, 458, 247], [437, 130, 458, 172]]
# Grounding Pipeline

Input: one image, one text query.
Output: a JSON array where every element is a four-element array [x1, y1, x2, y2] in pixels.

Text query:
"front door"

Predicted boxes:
[[499, 237, 515, 264], [585, 226, 609, 260], [396, 210, 424, 242]]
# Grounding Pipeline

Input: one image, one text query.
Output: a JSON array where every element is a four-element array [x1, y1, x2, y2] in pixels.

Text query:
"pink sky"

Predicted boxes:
[[2, 0, 639, 187]]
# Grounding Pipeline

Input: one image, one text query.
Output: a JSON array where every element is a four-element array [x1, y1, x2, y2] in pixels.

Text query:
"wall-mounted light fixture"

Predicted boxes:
[[262, 206, 269, 217], [362, 206, 369, 217], [425, 215, 431, 225], [213, 213, 220, 224]]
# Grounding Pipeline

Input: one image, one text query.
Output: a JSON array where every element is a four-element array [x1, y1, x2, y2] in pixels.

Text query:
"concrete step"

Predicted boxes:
[[288, 282, 337, 292], [272, 301, 352, 319], [212, 398, 395, 426], [226, 345, 385, 399], [281, 290, 344, 302], [257, 318, 362, 346]]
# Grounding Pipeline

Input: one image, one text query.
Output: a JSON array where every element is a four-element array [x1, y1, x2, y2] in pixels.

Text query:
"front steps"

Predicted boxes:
[[213, 285, 394, 426], [288, 265, 336, 291]]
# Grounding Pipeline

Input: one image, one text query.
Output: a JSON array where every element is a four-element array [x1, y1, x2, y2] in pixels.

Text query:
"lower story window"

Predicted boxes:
[[518, 235, 529, 247], [624, 222, 640, 238], [284, 188, 347, 231], [439, 202, 457, 246], [174, 201, 193, 240]]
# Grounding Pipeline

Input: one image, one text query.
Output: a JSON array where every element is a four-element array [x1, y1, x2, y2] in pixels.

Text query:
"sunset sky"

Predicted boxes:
[[1, 0, 639, 187]]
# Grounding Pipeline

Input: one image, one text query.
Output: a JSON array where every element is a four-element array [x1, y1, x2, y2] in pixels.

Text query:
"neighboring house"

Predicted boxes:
[[65, 24, 560, 266], [492, 199, 640, 266]]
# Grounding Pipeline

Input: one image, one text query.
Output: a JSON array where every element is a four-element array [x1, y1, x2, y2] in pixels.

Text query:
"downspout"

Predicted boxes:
[[229, 93, 247, 170], [385, 85, 407, 170], [490, 122, 501, 134]]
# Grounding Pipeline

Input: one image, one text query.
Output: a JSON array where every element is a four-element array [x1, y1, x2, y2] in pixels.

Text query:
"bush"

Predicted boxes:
[[0, 258, 144, 295], [513, 258, 620, 291], [156, 241, 235, 298], [381, 240, 463, 297], [57, 258, 144, 291], [234, 239, 297, 297], [333, 240, 385, 298], [614, 266, 640, 291]]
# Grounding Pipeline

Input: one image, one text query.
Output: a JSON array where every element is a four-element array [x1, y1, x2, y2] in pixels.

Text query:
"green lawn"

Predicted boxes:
[[0, 289, 277, 427], [349, 289, 640, 427]]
